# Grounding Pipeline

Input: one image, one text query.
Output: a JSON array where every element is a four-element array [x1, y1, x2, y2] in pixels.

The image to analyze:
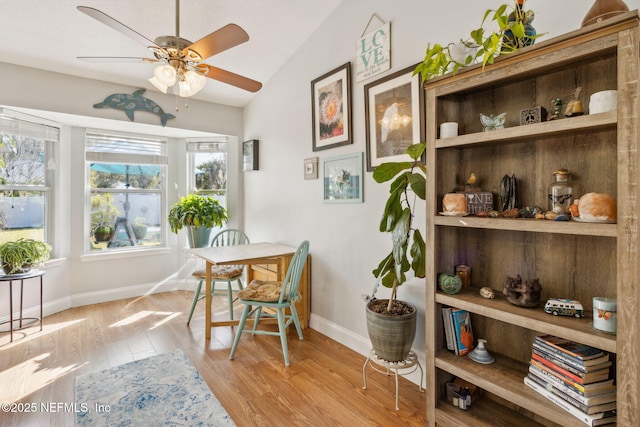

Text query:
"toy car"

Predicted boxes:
[[543, 298, 584, 318]]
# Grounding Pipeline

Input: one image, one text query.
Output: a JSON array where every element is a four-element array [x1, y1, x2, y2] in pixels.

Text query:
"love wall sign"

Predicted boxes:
[[356, 21, 390, 82]]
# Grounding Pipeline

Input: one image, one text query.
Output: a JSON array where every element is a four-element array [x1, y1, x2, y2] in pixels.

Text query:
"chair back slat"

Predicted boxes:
[[280, 240, 310, 304], [212, 229, 249, 248]]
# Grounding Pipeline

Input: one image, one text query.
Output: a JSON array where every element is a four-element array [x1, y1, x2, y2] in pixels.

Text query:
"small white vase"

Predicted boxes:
[[448, 40, 478, 66]]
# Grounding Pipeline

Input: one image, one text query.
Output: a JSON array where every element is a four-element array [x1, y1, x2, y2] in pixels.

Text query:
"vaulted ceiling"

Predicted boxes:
[[1, 0, 342, 108]]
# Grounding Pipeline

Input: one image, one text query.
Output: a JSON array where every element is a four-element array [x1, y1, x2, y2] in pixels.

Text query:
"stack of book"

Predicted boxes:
[[442, 306, 474, 356], [524, 335, 616, 426]]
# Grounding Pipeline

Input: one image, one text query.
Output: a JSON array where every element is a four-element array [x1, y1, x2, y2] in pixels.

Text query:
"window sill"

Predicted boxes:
[[80, 247, 171, 263]]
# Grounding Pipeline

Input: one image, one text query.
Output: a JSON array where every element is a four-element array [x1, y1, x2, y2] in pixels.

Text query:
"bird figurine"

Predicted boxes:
[[467, 172, 477, 186]]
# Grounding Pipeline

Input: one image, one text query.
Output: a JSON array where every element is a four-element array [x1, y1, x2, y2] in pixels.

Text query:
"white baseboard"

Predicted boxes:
[[309, 313, 425, 387], [0, 279, 181, 325]]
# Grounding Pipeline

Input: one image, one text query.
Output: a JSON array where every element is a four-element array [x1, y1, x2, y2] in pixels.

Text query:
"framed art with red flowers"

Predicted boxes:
[[364, 63, 424, 171], [311, 62, 352, 152]]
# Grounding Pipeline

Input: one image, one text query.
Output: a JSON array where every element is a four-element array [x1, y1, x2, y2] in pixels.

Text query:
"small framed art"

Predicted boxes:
[[364, 64, 425, 171], [311, 62, 352, 152], [304, 157, 318, 180], [242, 139, 259, 172], [323, 152, 363, 203]]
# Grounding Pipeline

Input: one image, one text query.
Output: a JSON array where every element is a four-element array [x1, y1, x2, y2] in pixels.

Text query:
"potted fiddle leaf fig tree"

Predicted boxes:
[[367, 143, 426, 362], [168, 194, 228, 248]]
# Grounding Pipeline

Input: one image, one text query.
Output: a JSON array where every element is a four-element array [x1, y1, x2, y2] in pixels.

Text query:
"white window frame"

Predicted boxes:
[[187, 138, 228, 207], [84, 130, 168, 254], [0, 108, 58, 252]]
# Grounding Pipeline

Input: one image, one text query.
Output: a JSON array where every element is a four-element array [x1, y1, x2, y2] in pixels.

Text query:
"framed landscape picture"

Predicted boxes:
[[364, 64, 425, 171], [311, 62, 352, 152], [323, 152, 363, 203]]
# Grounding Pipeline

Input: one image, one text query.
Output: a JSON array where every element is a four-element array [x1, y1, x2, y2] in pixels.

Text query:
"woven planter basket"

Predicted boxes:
[[366, 299, 417, 362]]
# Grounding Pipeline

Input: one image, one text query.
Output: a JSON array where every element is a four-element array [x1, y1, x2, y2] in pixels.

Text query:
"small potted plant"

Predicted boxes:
[[414, 0, 542, 83], [168, 194, 228, 248], [0, 238, 52, 275], [366, 143, 426, 362]]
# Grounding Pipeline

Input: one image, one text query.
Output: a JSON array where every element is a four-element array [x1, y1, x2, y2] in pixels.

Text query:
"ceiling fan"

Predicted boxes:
[[77, 0, 262, 98]]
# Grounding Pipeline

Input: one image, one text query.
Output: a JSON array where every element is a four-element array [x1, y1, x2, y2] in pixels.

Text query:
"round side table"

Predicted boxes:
[[0, 269, 45, 342], [362, 349, 424, 410]]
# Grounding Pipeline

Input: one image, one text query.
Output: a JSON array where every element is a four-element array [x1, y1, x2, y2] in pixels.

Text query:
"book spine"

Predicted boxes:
[[524, 377, 609, 426], [441, 307, 455, 352], [533, 340, 600, 371], [529, 362, 588, 394], [531, 353, 586, 384], [532, 345, 588, 374], [527, 374, 597, 412], [534, 336, 602, 361], [527, 372, 615, 407]]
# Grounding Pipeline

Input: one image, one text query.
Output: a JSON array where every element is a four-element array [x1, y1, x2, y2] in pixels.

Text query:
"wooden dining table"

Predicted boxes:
[[188, 242, 298, 339]]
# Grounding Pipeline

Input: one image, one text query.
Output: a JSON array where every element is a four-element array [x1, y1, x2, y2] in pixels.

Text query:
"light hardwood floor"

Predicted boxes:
[[0, 290, 426, 426]]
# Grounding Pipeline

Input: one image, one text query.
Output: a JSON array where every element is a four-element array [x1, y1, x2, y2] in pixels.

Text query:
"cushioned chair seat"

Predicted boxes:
[[192, 266, 244, 280], [237, 280, 290, 302]]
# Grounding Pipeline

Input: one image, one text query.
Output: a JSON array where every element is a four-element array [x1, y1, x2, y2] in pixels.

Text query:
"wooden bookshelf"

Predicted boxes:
[[424, 12, 639, 426]]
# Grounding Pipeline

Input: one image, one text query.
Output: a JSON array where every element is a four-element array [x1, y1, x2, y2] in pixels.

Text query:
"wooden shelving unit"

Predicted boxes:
[[424, 12, 639, 426]]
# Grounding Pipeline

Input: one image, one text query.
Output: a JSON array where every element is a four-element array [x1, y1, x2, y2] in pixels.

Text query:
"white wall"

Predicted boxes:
[[242, 0, 612, 370]]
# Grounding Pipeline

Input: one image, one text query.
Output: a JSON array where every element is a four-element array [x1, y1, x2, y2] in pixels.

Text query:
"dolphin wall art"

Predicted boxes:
[[93, 89, 176, 127]]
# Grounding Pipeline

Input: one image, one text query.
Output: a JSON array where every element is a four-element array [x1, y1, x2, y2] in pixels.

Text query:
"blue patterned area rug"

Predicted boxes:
[[75, 349, 235, 426]]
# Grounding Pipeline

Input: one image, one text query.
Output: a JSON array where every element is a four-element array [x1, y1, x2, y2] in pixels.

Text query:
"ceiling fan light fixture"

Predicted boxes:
[[185, 70, 207, 92], [148, 76, 169, 93], [154, 64, 177, 87]]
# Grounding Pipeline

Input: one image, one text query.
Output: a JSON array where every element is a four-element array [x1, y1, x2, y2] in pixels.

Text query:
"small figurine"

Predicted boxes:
[[480, 113, 506, 131], [468, 339, 496, 364], [549, 98, 563, 120], [543, 298, 584, 318], [564, 87, 584, 117], [500, 174, 518, 211]]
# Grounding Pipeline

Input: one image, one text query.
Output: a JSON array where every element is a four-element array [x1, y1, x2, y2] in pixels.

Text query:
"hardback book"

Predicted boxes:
[[441, 306, 456, 352], [532, 343, 611, 373], [529, 362, 615, 396], [533, 339, 610, 369], [535, 335, 605, 362], [530, 352, 611, 384], [526, 373, 616, 414], [451, 308, 474, 356], [524, 376, 617, 426]]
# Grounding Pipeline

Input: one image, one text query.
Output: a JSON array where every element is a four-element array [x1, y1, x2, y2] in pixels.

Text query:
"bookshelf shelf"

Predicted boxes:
[[424, 11, 639, 426]]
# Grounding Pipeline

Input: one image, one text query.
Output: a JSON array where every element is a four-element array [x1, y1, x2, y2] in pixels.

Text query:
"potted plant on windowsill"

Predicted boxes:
[[0, 238, 52, 275], [366, 143, 426, 362], [414, 0, 542, 83], [168, 194, 228, 248]]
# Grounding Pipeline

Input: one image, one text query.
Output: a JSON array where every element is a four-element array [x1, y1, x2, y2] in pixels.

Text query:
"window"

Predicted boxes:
[[0, 110, 57, 247], [187, 139, 227, 209], [86, 132, 167, 251]]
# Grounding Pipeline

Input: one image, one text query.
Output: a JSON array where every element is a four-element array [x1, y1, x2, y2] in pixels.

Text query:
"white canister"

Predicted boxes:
[[589, 90, 617, 114], [593, 297, 617, 334], [440, 122, 459, 139]]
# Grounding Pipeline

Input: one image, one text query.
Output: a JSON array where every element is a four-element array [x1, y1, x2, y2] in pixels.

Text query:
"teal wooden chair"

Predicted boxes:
[[229, 240, 309, 366], [187, 229, 250, 325]]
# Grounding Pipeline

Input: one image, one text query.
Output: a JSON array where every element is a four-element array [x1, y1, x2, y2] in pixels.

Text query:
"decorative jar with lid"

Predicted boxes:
[[548, 169, 573, 213]]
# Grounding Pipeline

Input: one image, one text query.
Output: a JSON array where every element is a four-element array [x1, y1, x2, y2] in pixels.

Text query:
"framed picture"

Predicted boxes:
[[323, 152, 363, 203], [364, 64, 425, 171], [304, 157, 318, 180], [242, 139, 259, 172], [311, 62, 352, 152]]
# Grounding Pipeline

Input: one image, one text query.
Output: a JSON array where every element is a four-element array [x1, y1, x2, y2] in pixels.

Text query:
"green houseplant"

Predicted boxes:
[[367, 143, 426, 362], [0, 238, 52, 275], [414, 0, 542, 83], [168, 194, 228, 248]]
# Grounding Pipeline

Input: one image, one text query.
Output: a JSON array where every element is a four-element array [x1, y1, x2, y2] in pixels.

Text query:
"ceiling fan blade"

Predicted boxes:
[[77, 6, 159, 48], [78, 56, 158, 63], [185, 24, 249, 61], [201, 65, 262, 92]]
